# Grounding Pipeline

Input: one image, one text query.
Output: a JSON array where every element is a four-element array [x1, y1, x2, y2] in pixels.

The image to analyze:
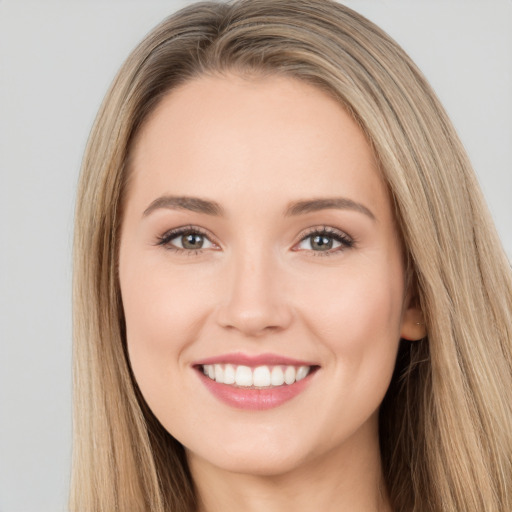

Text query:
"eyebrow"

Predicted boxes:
[[284, 197, 375, 220], [143, 195, 224, 217], [142, 195, 375, 220]]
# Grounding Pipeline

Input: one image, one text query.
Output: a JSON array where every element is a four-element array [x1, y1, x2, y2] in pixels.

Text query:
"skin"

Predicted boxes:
[[119, 73, 425, 512]]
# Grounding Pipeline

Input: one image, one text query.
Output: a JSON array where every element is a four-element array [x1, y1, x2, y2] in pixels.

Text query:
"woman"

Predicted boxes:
[[71, 1, 512, 511]]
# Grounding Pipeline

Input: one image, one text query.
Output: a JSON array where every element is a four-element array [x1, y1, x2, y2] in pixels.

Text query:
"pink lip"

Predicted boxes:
[[194, 352, 317, 367], [193, 353, 319, 411], [197, 372, 315, 410]]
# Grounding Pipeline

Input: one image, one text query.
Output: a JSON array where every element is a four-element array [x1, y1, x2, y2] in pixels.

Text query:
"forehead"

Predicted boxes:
[[127, 73, 389, 217]]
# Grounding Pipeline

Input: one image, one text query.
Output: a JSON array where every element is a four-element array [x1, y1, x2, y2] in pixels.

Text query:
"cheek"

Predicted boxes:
[[294, 257, 404, 399], [297, 264, 404, 346], [120, 239, 221, 344], [290, 266, 403, 438], [119, 254, 213, 414]]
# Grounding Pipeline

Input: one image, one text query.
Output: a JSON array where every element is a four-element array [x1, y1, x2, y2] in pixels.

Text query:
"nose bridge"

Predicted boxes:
[[216, 241, 292, 336]]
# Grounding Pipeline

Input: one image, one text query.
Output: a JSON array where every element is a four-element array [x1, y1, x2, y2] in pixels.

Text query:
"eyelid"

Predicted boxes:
[[292, 225, 355, 255], [156, 225, 220, 252], [155, 224, 354, 256]]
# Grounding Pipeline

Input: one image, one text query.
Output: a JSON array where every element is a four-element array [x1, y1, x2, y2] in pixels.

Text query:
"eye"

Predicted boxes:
[[295, 227, 354, 255], [157, 226, 217, 253]]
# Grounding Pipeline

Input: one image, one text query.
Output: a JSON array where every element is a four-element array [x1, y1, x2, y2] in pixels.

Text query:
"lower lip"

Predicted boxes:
[[196, 369, 316, 410]]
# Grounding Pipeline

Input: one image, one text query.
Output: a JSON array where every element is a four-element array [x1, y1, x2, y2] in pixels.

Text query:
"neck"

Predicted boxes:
[[188, 416, 392, 512]]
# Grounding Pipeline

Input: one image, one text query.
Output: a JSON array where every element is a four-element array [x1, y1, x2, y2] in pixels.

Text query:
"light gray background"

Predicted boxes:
[[1, 1, 510, 511]]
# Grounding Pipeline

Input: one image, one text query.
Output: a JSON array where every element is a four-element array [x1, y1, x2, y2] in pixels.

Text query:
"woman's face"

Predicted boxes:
[[119, 74, 423, 476]]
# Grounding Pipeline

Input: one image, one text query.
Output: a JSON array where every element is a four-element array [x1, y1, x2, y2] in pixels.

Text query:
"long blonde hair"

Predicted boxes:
[[71, 1, 512, 510]]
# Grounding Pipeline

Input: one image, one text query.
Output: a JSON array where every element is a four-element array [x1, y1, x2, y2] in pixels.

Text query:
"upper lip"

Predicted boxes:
[[193, 352, 318, 367]]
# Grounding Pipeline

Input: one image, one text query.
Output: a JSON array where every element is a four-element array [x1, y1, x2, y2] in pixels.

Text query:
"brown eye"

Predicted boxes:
[[180, 233, 205, 250], [158, 227, 216, 252], [295, 228, 354, 255], [310, 234, 334, 251]]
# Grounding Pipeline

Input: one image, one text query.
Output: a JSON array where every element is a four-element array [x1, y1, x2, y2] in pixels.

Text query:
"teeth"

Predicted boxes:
[[214, 365, 224, 383], [271, 366, 285, 386], [224, 364, 236, 384], [201, 364, 312, 388], [296, 366, 309, 381], [235, 365, 253, 387], [253, 366, 271, 387], [284, 366, 296, 385]]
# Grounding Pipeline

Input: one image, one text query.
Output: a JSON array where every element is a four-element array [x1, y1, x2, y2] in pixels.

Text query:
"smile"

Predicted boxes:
[[194, 354, 319, 410], [201, 363, 312, 388]]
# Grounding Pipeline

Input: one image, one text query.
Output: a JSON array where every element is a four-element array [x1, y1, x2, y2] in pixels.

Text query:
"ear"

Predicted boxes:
[[400, 296, 427, 341]]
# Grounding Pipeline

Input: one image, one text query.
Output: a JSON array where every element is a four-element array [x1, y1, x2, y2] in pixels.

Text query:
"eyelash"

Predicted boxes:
[[296, 226, 355, 257], [156, 225, 216, 256], [155, 225, 355, 257]]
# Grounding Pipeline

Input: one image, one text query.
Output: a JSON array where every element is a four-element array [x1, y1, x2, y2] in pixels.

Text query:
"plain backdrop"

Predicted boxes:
[[0, 1, 511, 511]]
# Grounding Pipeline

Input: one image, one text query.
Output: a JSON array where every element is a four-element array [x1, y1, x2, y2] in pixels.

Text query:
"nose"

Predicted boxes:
[[215, 248, 293, 337]]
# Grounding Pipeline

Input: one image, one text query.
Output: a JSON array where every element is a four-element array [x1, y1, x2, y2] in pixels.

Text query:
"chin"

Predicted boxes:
[[189, 445, 309, 477], [183, 424, 315, 477]]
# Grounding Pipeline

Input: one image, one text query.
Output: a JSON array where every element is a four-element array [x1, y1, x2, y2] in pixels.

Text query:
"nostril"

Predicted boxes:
[[216, 306, 293, 336]]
